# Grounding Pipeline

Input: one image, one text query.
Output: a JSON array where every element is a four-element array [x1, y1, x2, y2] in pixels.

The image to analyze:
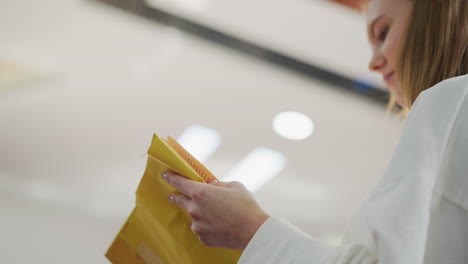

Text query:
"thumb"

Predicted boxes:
[[207, 179, 226, 187], [212, 180, 245, 189]]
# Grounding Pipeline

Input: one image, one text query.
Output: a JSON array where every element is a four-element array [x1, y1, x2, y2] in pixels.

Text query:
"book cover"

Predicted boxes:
[[106, 133, 242, 264]]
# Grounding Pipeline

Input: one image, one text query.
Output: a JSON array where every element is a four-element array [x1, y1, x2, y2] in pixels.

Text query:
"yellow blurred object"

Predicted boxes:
[[106, 133, 242, 264], [0, 59, 47, 90]]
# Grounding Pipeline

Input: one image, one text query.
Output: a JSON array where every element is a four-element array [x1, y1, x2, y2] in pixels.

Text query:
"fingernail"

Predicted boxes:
[[162, 172, 167, 179], [168, 195, 174, 203]]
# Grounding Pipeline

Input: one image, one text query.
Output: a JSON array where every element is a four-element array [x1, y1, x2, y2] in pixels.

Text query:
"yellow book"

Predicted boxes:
[[106, 133, 242, 264]]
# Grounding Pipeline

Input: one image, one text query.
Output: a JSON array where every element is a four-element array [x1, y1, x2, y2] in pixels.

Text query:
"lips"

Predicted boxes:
[[384, 72, 394, 84]]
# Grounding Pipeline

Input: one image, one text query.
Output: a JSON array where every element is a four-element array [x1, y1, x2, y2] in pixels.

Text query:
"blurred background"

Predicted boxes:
[[0, 0, 405, 262]]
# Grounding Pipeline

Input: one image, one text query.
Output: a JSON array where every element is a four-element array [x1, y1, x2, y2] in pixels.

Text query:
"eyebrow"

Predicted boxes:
[[368, 15, 384, 40]]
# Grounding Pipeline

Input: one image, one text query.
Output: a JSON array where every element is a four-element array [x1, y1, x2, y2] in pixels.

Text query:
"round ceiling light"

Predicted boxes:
[[273, 111, 314, 140]]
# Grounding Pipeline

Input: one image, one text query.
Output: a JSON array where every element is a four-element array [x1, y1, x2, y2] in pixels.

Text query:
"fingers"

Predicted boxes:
[[219, 180, 246, 190], [207, 180, 225, 187], [170, 193, 203, 221], [169, 193, 191, 211], [162, 171, 261, 250], [190, 221, 216, 247], [208, 180, 245, 189], [163, 171, 207, 198], [163, 171, 245, 194]]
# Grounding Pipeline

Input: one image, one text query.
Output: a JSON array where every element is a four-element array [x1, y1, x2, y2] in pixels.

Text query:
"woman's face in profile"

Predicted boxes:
[[366, 0, 413, 107]]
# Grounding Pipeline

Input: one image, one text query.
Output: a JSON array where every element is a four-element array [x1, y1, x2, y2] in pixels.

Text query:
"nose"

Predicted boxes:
[[368, 49, 386, 73]]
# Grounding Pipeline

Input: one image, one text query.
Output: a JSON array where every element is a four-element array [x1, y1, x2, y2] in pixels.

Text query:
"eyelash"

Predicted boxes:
[[378, 27, 389, 41]]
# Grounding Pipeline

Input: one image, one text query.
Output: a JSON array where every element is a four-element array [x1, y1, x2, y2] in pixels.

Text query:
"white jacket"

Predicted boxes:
[[239, 74, 468, 264]]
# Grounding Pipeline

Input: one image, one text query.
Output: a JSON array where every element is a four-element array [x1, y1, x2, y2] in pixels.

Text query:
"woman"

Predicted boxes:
[[162, 0, 468, 262]]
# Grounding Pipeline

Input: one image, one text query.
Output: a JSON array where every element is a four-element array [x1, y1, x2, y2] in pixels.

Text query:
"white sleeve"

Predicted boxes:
[[238, 216, 378, 264], [422, 75, 468, 263], [422, 196, 468, 263]]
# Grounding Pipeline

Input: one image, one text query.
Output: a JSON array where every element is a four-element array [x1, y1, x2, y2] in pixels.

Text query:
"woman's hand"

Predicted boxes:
[[162, 171, 270, 250]]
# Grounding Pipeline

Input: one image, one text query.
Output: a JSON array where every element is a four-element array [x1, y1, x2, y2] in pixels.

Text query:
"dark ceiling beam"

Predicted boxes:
[[92, 0, 390, 105]]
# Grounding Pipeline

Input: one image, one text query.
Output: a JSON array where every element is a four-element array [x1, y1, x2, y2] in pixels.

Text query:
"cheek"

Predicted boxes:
[[382, 21, 407, 67], [382, 34, 399, 66]]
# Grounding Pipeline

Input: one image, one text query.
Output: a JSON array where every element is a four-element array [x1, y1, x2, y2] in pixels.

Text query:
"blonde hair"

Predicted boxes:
[[363, 0, 468, 118]]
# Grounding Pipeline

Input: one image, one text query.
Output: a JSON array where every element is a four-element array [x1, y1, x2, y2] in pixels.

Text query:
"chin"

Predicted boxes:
[[396, 97, 407, 108]]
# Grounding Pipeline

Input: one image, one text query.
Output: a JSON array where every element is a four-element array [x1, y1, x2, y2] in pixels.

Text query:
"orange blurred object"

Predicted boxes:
[[326, 0, 366, 11]]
